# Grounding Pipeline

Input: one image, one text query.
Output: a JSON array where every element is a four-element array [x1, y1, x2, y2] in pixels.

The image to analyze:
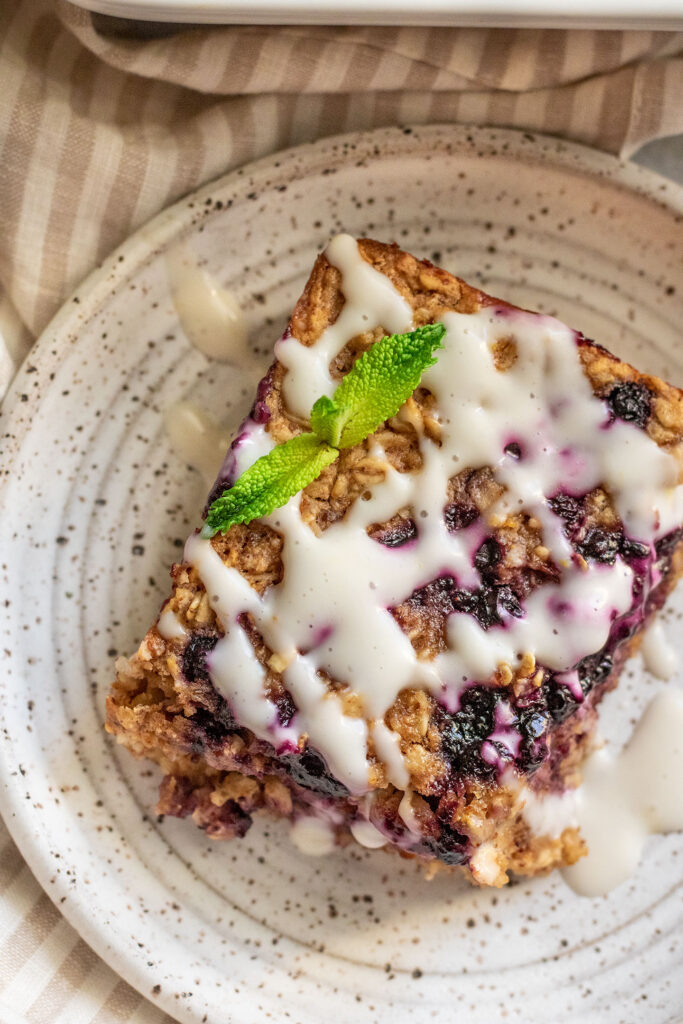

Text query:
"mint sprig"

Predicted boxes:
[[203, 322, 446, 537], [310, 323, 446, 449]]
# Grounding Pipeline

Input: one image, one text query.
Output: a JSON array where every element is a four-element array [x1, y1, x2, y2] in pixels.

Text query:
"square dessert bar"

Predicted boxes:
[[107, 235, 683, 886]]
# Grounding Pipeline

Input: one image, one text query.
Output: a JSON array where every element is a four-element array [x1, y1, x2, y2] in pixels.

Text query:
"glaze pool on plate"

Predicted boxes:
[[0, 125, 682, 1024]]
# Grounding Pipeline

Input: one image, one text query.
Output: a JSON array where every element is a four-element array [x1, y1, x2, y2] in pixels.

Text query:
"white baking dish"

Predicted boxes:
[[65, 0, 683, 29]]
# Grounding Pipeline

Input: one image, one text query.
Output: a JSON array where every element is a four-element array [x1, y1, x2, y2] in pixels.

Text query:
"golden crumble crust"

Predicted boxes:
[[107, 237, 683, 885]]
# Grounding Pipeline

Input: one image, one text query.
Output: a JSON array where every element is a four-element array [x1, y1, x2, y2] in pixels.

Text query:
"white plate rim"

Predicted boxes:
[[1, 123, 682, 1021]]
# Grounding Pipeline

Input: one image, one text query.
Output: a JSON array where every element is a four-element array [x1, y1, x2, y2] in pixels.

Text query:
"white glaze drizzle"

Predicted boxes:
[[157, 607, 188, 641], [166, 244, 252, 364], [640, 620, 678, 681], [398, 789, 423, 837], [164, 401, 231, 486], [275, 233, 414, 419], [183, 235, 683, 799], [350, 819, 388, 849], [556, 689, 683, 896], [289, 816, 336, 856]]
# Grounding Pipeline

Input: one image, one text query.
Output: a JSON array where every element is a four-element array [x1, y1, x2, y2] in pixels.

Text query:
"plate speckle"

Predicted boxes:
[[0, 125, 682, 1024]]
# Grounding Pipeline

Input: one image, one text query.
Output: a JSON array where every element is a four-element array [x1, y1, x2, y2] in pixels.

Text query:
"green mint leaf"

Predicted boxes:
[[202, 433, 338, 537], [201, 322, 447, 535], [311, 323, 446, 450], [309, 394, 342, 447]]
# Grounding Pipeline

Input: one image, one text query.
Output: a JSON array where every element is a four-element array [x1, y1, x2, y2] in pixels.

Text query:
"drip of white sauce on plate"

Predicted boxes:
[[350, 819, 387, 849], [289, 816, 336, 856], [166, 244, 252, 364], [559, 689, 683, 896], [640, 621, 677, 680], [163, 401, 230, 486], [182, 234, 683, 798]]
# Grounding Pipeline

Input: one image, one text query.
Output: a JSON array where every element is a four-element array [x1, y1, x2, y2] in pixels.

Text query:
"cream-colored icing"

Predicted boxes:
[[289, 816, 336, 856], [398, 790, 422, 837], [157, 607, 188, 641], [166, 244, 252, 364], [371, 721, 410, 789], [350, 819, 388, 849], [640, 620, 678, 681], [275, 233, 413, 419], [183, 234, 683, 802], [164, 401, 231, 486], [559, 689, 683, 896]]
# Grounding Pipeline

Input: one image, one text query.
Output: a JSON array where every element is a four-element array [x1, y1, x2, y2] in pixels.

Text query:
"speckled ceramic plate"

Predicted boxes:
[[1, 126, 683, 1024]]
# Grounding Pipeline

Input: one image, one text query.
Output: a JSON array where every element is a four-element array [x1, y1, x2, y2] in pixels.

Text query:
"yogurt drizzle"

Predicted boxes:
[[520, 689, 683, 896], [164, 401, 231, 486], [184, 235, 683, 798], [166, 244, 251, 364]]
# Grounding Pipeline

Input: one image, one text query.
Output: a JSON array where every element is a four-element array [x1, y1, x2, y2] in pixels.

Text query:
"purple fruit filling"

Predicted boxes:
[[406, 574, 523, 631], [444, 501, 479, 532], [189, 705, 237, 746], [274, 690, 297, 727], [576, 526, 621, 564], [420, 822, 470, 866], [474, 537, 503, 578], [435, 686, 502, 781], [182, 633, 220, 684], [249, 364, 276, 424], [282, 746, 350, 798]]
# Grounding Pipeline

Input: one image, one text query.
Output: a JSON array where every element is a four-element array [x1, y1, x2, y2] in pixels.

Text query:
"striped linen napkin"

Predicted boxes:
[[0, 2, 681, 1021]]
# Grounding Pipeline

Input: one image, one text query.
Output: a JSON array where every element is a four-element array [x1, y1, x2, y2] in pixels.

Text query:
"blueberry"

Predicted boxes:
[[182, 633, 219, 684], [282, 747, 349, 797], [496, 584, 523, 619], [606, 381, 652, 428], [474, 538, 502, 577], [274, 690, 297, 726], [548, 493, 582, 524], [408, 574, 522, 633], [451, 583, 520, 630], [544, 680, 579, 723], [515, 703, 550, 772], [437, 686, 500, 780], [471, 587, 503, 630], [444, 501, 479, 532], [372, 517, 418, 547], [407, 576, 458, 616], [577, 650, 613, 694], [450, 586, 498, 629], [504, 441, 522, 459], [620, 536, 650, 561], [544, 650, 614, 726], [577, 527, 620, 565]]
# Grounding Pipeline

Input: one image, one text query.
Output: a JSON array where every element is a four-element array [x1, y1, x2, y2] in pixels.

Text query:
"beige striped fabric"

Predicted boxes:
[[0, 2, 681, 1021], [0, 820, 175, 1024], [0, 2, 682, 351]]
